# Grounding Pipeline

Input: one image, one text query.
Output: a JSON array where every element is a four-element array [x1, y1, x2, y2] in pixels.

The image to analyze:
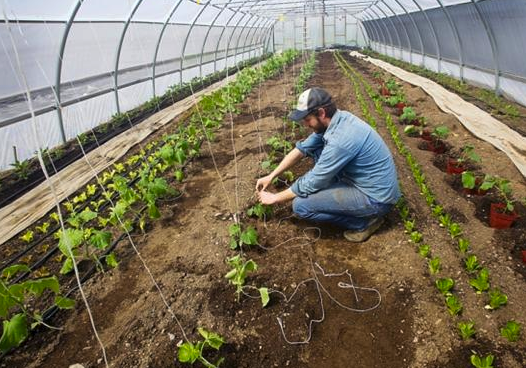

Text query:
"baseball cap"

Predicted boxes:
[[289, 87, 333, 122]]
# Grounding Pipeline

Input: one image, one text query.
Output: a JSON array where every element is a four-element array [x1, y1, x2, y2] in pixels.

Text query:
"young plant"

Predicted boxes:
[[445, 295, 463, 316], [35, 222, 50, 235], [435, 278, 454, 296], [428, 257, 441, 275], [418, 244, 430, 258], [457, 145, 481, 165], [469, 268, 490, 293], [410, 231, 423, 243], [448, 222, 462, 238], [399, 107, 417, 123], [470, 354, 494, 368], [485, 289, 507, 310], [431, 126, 449, 141], [458, 238, 470, 253], [228, 224, 258, 250], [177, 328, 225, 368], [404, 219, 415, 233], [10, 159, 31, 181], [464, 255, 480, 273], [19, 230, 34, 243], [500, 320, 521, 342], [225, 255, 257, 301], [246, 203, 273, 221], [458, 321, 476, 340]]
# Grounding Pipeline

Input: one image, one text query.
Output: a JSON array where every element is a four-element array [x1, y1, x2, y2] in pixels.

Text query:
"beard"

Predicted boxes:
[[311, 117, 327, 134]]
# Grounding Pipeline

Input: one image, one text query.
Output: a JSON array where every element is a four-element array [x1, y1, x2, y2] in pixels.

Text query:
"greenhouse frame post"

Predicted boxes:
[[366, 9, 392, 56], [469, 0, 500, 93], [373, 4, 403, 60], [114, 0, 144, 114], [179, 1, 212, 86], [198, 1, 229, 80], [408, 0, 441, 72], [366, 13, 388, 55], [233, 9, 261, 65], [393, 0, 425, 66], [381, 1, 413, 64], [435, 0, 464, 81], [54, 0, 84, 143], [152, 0, 184, 97], [242, 17, 268, 61], [213, 6, 241, 72], [247, 18, 272, 59]]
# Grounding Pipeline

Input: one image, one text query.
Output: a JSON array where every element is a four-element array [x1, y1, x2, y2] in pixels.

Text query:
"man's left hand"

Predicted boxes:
[[257, 190, 278, 205]]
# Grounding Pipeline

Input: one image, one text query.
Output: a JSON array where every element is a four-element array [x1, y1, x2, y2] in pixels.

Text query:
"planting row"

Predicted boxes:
[[0, 50, 300, 357], [335, 51, 521, 368]]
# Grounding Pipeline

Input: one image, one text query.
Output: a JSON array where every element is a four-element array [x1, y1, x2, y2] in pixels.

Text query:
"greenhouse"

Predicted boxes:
[[0, 0, 525, 367]]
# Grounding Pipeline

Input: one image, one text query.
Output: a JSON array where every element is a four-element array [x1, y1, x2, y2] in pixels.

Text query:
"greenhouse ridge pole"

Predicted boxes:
[[114, 0, 144, 114], [152, 0, 184, 97], [55, 0, 84, 143]]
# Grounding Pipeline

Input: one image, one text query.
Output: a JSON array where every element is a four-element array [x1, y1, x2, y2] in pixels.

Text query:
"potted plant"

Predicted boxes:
[[404, 124, 423, 138], [399, 106, 424, 125], [422, 126, 449, 154], [461, 172, 490, 196], [488, 177, 519, 228], [385, 94, 406, 114], [447, 145, 481, 175]]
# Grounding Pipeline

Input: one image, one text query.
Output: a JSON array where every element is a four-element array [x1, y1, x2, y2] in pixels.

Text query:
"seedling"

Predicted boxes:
[[403, 219, 415, 233], [19, 230, 34, 243], [458, 321, 475, 340], [457, 145, 481, 164], [35, 222, 50, 235], [247, 203, 273, 221], [177, 328, 225, 368], [431, 205, 443, 218], [469, 268, 490, 293], [399, 107, 417, 123], [438, 213, 451, 228], [428, 257, 441, 275], [485, 289, 507, 310], [10, 159, 31, 181], [436, 278, 454, 296], [225, 255, 257, 301], [500, 320, 521, 342], [470, 353, 494, 368], [228, 224, 258, 250], [431, 126, 449, 141], [458, 238, 470, 253], [445, 295, 462, 316], [448, 222, 462, 238], [410, 231, 423, 243], [464, 255, 480, 273], [418, 244, 430, 258], [259, 287, 270, 307]]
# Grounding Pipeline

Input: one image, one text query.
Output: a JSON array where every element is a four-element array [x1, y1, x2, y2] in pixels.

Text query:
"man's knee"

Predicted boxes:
[[292, 197, 311, 218]]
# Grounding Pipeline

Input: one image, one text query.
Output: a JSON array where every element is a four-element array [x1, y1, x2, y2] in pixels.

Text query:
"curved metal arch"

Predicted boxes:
[[197, 1, 230, 79], [233, 9, 264, 65], [259, 19, 277, 55], [366, 11, 389, 55], [152, 0, 184, 97], [367, 8, 393, 56], [469, 0, 500, 93], [363, 12, 383, 53], [357, 19, 371, 48], [55, 0, 84, 143], [246, 17, 272, 60], [212, 6, 244, 72], [381, 1, 413, 64], [435, 0, 464, 81], [114, 0, 144, 114], [408, 0, 441, 72], [179, 1, 213, 86], [372, 4, 403, 60], [392, 0, 425, 66], [361, 13, 381, 53]]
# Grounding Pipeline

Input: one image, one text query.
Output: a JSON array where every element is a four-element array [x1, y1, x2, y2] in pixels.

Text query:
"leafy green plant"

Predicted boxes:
[[464, 255, 480, 273], [19, 230, 34, 243], [228, 224, 258, 250], [469, 268, 490, 293], [0, 265, 75, 352], [428, 257, 441, 275], [486, 289, 507, 310], [470, 353, 494, 368], [448, 222, 462, 238], [410, 231, 423, 243], [438, 213, 451, 228], [404, 219, 415, 233], [35, 222, 50, 235], [431, 126, 449, 141], [399, 107, 417, 123], [457, 145, 481, 164], [458, 321, 476, 340], [247, 203, 273, 220], [177, 328, 225, 368], [225, 255, 257, 301], [445, 295, 462, 316], [458, 238, 470, 253], [500, 320, 521, 342], [418, 244, 430, 258], [10, 159, 31, 181], [435, 278, 454, 296]]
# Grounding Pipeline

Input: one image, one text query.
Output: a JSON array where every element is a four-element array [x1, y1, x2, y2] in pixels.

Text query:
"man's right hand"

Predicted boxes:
[[256, 174, 274, 191]]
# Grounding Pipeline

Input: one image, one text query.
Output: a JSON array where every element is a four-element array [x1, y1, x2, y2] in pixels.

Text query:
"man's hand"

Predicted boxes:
[[257, 190, 279, 205], [255, 174, 274, 191]]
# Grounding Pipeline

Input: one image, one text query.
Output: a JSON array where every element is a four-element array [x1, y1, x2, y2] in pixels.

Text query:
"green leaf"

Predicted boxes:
[[240, 227, 258, 246], [23, 276, 60, 296], [60, 257, 74, 275], [175, 149, 187, 165], [487, 289, 507, 310], [58, 228, 84, 256], [470, 354, 494, 368], [500, 320, 521, 342], [461, 171, 476, 190], [1, 265, 30, 281], [435, 278, 454, 295], [259, 287, 270, 307], [89, 230, 112, 250], [175, 169, 184, 182], [148, 204, 161, 219], [178, 342, 200, 363], [0, 283, 19, 318], [106, 253, 119, 268], [0, 313, 28, 353], [54, 296, 75, 309], [198, 328, 224, 350]]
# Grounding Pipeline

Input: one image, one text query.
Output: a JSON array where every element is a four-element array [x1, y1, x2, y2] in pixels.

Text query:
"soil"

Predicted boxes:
[[2, 52, 526, 368]]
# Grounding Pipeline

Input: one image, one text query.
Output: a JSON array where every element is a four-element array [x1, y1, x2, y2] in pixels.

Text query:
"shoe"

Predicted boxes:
[[343, 217, 385, 243]]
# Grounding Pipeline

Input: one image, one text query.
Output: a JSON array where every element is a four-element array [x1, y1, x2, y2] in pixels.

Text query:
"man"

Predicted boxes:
[[256, 87, 401, 242]]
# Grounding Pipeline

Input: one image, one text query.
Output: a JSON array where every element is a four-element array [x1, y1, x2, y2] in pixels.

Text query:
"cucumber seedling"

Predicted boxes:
[[177, 328, 225, 368]]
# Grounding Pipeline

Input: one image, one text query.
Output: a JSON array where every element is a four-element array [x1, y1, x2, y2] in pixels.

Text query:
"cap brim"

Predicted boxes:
[[289, 109, 309, 122]]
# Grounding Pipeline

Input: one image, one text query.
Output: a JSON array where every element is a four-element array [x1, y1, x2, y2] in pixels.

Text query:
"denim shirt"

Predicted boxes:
[[290, 110, 401, 204]]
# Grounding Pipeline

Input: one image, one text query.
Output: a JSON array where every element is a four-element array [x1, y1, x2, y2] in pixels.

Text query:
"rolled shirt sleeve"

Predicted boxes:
[[295, 132, 324, 158]]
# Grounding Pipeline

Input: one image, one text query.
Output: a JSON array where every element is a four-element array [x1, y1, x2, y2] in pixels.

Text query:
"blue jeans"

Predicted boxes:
[[292, 181, 394, 230]]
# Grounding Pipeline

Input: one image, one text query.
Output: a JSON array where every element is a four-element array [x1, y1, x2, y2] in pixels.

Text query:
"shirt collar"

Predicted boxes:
[[324, 109, 341, 137]]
